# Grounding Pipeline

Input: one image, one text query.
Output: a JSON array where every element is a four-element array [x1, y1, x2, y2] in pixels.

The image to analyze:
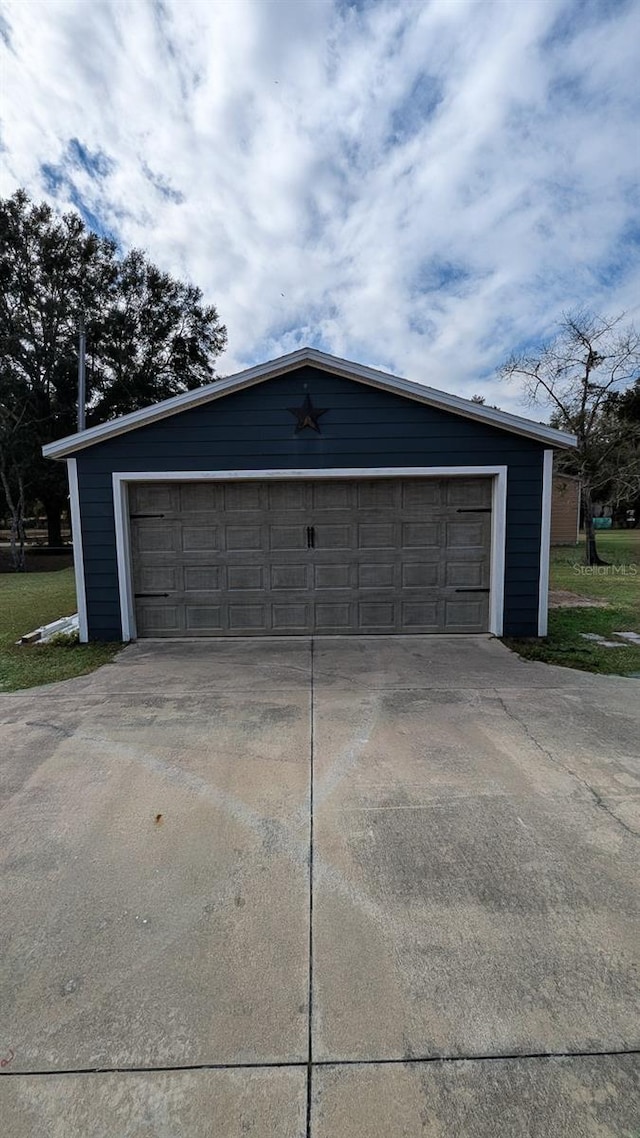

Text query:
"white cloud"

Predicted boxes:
[[1, 0, 639, 414]]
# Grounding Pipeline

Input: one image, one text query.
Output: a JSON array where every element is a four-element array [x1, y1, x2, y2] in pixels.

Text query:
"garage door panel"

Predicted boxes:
[[133, 521, 180, 553], [129, 477, 492, 637], [316, 603, 352, 630], [444, 598, 488, 629], [228, 604, 267, 630], [270, 525, 308, 551], [359, 563, 396, 588], [446, 478, 492, 507], [138, 604, 182, 634], [312, 482, 353, 509], [358, 481, 399, 509], [267, 482, 308, 510], [314, 564, 352, 589], [359, 602, 395, 629], [227, 565, 265, 590], [401, 601, 439, 629], [272, 603, 310, 630], [185, 605, 223, 631], [314, 524, 352, 550], [184, 566, 221, 590], [445, 561, 485, 588], [402, 522, 440, 547], [182, 525, 220, 551], [402, 563, 439, 588], [224, 482, 262, 510], [129, 483, 177, 513], [271, 564, 309, 589], [358, 523, 395, 548], [401, 480, 442, 509], [180, 483, 224, 511], [225, 525, 262, 550], [135, 565, 178, 592], [447, 521, 486, 547]]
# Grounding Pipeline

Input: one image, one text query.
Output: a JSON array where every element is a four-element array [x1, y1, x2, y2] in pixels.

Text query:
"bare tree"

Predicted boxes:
[[499, 311, 640, 565]]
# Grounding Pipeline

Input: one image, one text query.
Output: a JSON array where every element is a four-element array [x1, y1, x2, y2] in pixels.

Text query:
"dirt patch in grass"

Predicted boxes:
[[549, 590, 609, 608]]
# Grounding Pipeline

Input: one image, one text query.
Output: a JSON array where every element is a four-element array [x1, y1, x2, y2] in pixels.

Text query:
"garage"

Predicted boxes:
[[42, 347, 575, 642], [129, 476, 492, 636]]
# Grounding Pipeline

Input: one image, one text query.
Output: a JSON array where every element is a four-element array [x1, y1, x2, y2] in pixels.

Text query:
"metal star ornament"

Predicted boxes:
[[287, 393, 328, 434]]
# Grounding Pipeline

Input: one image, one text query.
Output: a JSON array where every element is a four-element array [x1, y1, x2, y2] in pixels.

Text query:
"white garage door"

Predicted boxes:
[[128, 477, 492, 636]]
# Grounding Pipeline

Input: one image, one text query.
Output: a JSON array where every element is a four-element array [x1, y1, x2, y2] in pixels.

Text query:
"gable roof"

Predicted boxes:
[[43, 347, 576, 459]]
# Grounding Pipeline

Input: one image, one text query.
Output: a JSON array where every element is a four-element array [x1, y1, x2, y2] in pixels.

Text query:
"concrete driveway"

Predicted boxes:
[[0, 637, 638, 1136]]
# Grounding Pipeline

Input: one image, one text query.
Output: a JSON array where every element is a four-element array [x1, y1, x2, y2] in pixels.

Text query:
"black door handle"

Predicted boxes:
[[307, 525, 315, 549]]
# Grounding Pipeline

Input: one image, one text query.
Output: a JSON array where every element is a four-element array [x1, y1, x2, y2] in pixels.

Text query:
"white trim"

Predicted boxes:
[[538, 449, 553, 637], [112, 466, 507, 642], [66, 458, 88, 643], [43, 347, 577, 459], [113, 466, 508, 482], [489, 468, 507, 637], [112, 475, 135, 643]]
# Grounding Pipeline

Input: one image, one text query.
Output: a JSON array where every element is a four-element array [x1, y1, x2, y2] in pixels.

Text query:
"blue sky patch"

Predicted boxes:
[[141, 162, 185, 204], [412, 258, 471, 295], [38, 137, 117, 238], [40, 162, 67, 196], [40, 138, 114, 202], [39, 160, 116, 241], [542, 0, 631, 51], [68, 190, 115, 241], [67, 138, 115, 180], [594, 220, 640, 288], [390, 73, 443, 142]]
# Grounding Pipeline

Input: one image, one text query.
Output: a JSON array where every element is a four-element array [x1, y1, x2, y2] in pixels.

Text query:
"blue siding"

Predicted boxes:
[[74, 366, 545, 639]]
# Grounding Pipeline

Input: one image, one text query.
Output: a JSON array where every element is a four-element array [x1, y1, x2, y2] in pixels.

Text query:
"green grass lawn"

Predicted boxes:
[[0, 567, 121, 692], [505, 531, 640, 676]]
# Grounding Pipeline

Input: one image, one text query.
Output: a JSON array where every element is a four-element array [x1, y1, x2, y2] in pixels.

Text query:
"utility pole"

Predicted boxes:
[[77, 318, 86, 432]]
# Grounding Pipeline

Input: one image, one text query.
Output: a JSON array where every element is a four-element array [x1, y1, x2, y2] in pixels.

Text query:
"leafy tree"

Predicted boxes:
[[616, 376, 640, 423], [0, 377, 33, 569], [609, 375, 640, 525], [0, 189, 227, 550], [499, 311, 640, 565]]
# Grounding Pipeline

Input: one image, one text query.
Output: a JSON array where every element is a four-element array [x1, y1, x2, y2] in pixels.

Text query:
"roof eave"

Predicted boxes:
[[42, 347, 577, 459]]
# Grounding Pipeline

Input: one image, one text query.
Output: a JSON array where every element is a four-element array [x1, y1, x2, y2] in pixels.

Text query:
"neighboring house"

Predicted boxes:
[[551, 474, 580, 545], [43, 348, 575, 642]]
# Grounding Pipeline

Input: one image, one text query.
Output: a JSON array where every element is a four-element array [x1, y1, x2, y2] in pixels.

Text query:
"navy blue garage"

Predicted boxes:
[[43, 349, 575, 642]]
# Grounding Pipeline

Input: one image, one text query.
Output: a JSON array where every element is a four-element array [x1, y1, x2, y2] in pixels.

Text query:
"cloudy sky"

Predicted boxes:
[[1, 0, 639, 411]]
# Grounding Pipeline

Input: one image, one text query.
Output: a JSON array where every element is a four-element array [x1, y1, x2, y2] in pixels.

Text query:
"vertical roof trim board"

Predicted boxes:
[[42, 347, 577, 458]]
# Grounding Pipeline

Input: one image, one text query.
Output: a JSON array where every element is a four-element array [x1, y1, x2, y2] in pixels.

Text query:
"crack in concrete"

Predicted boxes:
[[494, 693, 640, 840], [2, 1045, 639, 1078]]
